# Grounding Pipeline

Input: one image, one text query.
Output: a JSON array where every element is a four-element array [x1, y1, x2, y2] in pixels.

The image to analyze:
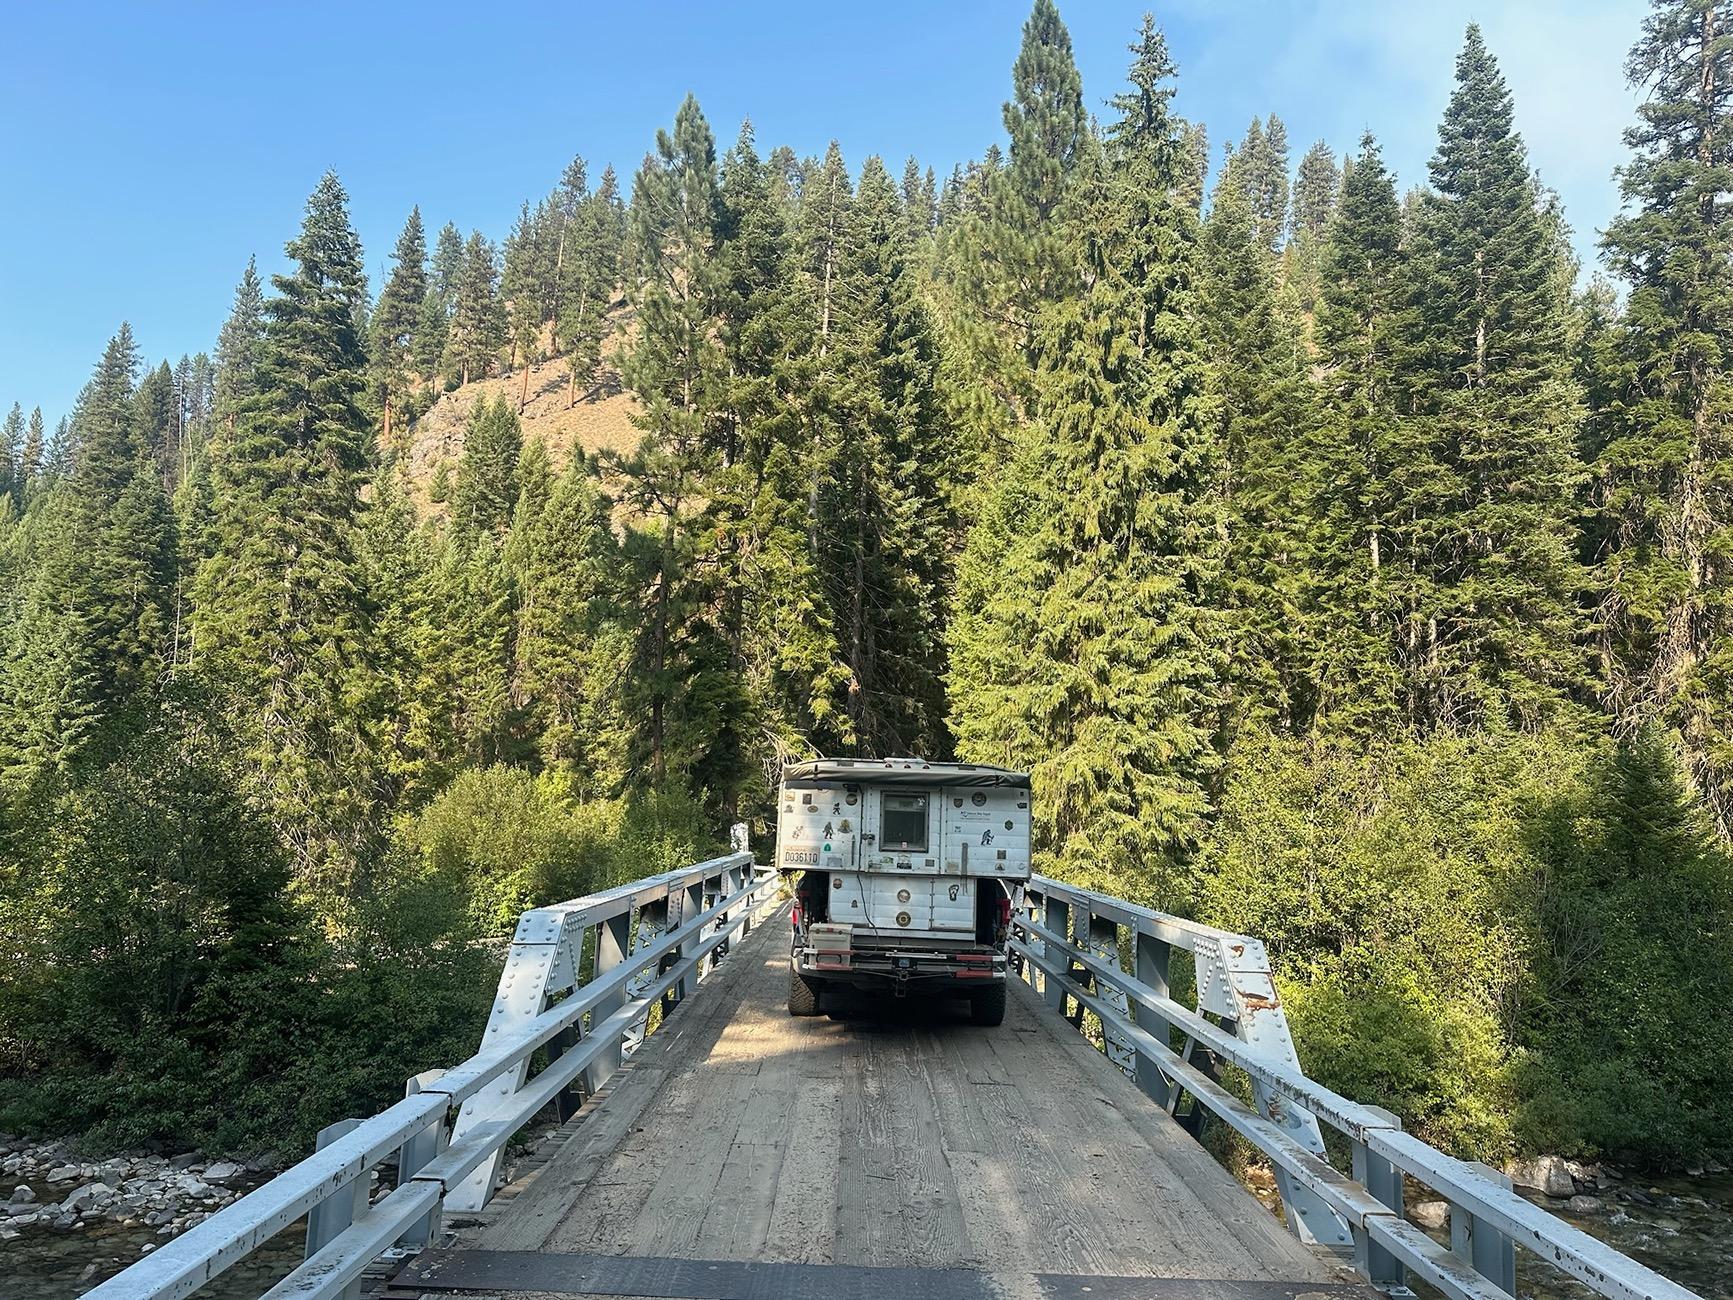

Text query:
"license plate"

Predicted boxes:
[[783, 849, 818, 866]]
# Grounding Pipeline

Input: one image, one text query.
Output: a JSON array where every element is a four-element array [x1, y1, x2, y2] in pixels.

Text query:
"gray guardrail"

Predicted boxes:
[[84, 852, 777, 1300], [1016, 874, 1700, 1300]]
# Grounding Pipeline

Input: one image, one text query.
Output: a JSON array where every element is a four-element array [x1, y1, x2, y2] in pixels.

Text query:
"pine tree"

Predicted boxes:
[[1596, 0, 1733, 834], [940, 0, 1088, 472], [512, 453, 627, 781], [952, 15, 1220, 903], [370, 207, 428, 446], [194, 173, 378, 902], [453, 394, 521, 541], [1200, 147, 1319, 729], [1284, 140, 1341, 332], [0, 404, 21, 510], [430, 222, 465, 311], [20, 407, 45, 504], [3, 327, 175, 769], [616, 95, 745, 796], [712, 122, 847, 767], [1403, 26, 1587, 730], [818, 155, 954, 755], [502, 200, 551, 409], [448, 231, 503, 385], [134, 360, 177, 489], [558, 165, 624, 409], [1308, 134, 1410, 732], [213, 259, 266, 432]]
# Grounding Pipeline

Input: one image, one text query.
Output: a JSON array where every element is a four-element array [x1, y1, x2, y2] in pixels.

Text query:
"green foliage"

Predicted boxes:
[[8, 0, 1733, 1181], [405, 766, 716, 935], [1595, 0, 1733, 837], [453, 394, 522, 541], [194, 173, 378, 906], [952, 29, 1219, 905], [1201, 725, 1733, 1165]]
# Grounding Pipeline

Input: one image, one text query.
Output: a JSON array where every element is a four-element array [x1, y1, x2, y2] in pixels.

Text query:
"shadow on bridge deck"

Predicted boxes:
[[391, 906, 1369, 1300]]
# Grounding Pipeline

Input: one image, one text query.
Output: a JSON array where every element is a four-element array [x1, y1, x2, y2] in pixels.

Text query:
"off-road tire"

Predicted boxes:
[[788, 966, 822, 1017], [970, 982, 1007, 1027]]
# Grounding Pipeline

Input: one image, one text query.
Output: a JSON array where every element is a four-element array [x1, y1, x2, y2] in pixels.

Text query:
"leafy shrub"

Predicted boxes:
[[1197, 725, 1733, 1168]]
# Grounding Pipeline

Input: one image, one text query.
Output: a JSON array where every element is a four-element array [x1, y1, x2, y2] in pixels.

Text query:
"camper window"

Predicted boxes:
[[881, 793, 929, 852]]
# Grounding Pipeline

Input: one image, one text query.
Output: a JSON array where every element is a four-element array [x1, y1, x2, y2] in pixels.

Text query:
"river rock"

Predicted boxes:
[[11, 1184, 35, 1204], [45, 1165, 80, 1184], [1508, 1155, 1576, 1198], [201, 1160, 245, 1186], [1411, 1200, 1450, 1230], [168, 1152, 200, 1171], [1567, 1194, 1603, 1213]]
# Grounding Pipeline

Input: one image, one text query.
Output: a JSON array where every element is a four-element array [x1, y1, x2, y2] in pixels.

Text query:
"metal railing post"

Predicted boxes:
[[1351, 1106, 1405, 1287], [1452, 1161, 1517, 1293], [305, 1119, 367, 1300], [1043, 895, 1072, 1014], [583, 911, 632, 1093], [676, 879, 704, 1001], [1088, 914, 1133, 1076], [396, 1073, 447, 1249], [1132, 930, 1173, 1106]]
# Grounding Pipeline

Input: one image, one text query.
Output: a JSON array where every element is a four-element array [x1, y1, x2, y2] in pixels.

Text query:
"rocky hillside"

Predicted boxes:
[[398, 312, 639, 508]]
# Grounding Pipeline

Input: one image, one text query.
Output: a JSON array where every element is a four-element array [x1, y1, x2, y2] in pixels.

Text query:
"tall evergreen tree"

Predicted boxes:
[[1283, 139, 1341, 332], [20, 407, 45, 504], [430, 222, 465, 310], [195, 173, 378, 902], [940, 0, 1088, 472], [4, 327, 175, 769], [447, 231, 504, 386], [952, 16, 1220, 902], [213, 259, 266, 432], [134, 360, 177, 489], [1200, 148, 1319, 729], [512, 453, 628, 782], [1308, 134, 1411, 732], [558, 165, 625, 409], [1597, 0, 1733, 834], [370, 207, 428, 446], [453, 394, 522, 542], [1403, 26, 1587, 730], [616, 95, 746, 798], [0, 404, 21, 511]]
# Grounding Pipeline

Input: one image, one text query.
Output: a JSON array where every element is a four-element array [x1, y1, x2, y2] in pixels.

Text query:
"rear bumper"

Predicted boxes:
[[793, 944, 1006, 991]]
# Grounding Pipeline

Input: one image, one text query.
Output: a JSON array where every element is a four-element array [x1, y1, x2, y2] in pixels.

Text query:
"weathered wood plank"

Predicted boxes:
[[461, 909, 1357, 1290]]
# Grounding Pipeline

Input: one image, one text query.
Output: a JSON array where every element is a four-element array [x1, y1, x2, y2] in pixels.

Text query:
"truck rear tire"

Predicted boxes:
[[970, 983, 1007, 1027], [788, 967, 822, 1017]]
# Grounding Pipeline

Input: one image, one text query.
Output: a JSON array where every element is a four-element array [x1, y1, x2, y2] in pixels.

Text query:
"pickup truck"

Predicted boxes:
[[775, 758, 1031, 1026]]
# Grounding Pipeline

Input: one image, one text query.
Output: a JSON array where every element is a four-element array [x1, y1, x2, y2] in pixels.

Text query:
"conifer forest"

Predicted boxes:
[[4, 0, 1733, 1173]]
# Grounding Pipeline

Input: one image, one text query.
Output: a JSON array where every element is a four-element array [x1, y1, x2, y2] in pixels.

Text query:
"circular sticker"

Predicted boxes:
[[972, 792, 987, 806]]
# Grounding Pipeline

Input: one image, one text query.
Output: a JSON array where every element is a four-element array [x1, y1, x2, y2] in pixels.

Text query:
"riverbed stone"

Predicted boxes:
[[45, 1165, 79, 1183], [201, 1160, 245, 1186], [1567, 1194, 1603, 1213], [1508, 1155, 1576, 1197], [1411, 1200, 1450, 1230], [12, 1184, 35, 1204]]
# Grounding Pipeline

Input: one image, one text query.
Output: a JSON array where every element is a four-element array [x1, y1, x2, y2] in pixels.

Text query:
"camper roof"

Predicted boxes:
[[781, 758, 1030, 790]]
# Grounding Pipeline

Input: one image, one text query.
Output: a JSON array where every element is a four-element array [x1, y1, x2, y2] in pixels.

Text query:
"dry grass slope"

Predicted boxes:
[[396, 306, 641, 509]]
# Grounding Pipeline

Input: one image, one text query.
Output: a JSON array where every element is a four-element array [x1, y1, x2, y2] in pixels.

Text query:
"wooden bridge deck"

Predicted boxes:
[[395, 907, 1367, 1300]]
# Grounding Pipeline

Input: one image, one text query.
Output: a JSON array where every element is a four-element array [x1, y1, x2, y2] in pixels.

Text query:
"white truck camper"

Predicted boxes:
[[776, 758, 1032, 1026]]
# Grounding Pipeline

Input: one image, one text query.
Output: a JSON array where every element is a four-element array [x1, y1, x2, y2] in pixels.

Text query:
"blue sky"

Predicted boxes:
[[0, 0, 1647, 429]]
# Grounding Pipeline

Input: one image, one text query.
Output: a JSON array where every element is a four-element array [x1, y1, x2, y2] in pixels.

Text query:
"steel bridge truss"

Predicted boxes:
[[1016, 875, 1696, 1300]]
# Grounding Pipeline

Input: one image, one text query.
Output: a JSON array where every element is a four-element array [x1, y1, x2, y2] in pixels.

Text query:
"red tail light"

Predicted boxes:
[[791, 902, 803, 930], [997, 893, 1012, 936]]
